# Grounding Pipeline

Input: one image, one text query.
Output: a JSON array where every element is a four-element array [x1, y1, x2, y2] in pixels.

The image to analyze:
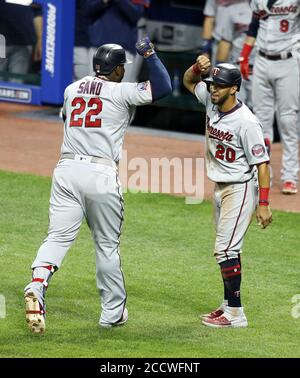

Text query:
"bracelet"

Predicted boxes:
[[192, 63, 201, 75], [259, 200, 269, 206]]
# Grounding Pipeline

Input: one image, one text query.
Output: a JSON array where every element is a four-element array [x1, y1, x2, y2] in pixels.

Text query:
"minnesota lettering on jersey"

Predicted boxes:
[[78, 80, 103, 95], [254, 4, 298, 19], [206, 116, 234, 142], [270, 5, 298, 13]]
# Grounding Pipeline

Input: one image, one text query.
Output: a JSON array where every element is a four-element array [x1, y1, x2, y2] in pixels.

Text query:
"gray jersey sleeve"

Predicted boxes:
[[117, 81, 153, 108], [204, 0, 217, 17], [241, 121, 270, 165], [194, 81, 210, 106]]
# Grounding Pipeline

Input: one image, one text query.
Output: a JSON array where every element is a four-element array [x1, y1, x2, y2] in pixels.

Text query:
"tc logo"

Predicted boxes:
[[212, 68, 220, 76], [0, 34, 5, 59], [291, 294, 300, 319]]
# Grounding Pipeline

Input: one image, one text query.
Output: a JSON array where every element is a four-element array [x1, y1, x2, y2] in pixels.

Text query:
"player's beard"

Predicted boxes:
[[211, 90, 231, 106]]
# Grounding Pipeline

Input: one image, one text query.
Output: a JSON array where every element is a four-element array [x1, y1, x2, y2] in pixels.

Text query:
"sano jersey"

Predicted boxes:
[[194, 81, 269, 183], [62, 76, 152, 162], [251, 0, 300, 54]]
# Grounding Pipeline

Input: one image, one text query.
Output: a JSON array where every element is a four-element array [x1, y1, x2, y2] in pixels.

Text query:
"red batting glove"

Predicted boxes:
[[239, 43, 253, 81], [239, 56, 250, 80]]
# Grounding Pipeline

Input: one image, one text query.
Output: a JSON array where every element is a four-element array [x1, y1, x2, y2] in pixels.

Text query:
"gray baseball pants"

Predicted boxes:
[[252, 54, 300, 183], [30, 158, 127, 325]]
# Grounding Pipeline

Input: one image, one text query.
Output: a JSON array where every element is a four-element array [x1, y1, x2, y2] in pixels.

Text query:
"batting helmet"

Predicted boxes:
[[93, 44, 132, 75], [204, 63, 242, 91]]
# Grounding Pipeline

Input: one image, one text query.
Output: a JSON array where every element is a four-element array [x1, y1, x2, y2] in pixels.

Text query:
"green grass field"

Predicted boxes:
[[0, 170, 299, 358]]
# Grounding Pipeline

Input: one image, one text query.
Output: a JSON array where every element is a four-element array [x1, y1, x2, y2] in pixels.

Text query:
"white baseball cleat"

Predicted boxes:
[[202, 306, 248, 328], [100, 308, 128, 328], [24, 291, 46, 334]]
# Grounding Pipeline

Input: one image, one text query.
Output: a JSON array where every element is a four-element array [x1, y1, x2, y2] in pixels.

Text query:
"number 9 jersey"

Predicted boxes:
[[194, 81, 269, 183], [250, 0, 300, 54], [61, 76, 153, 162]]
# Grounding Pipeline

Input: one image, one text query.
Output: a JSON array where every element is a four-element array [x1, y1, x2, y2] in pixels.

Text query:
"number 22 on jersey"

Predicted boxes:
[[70, 97, 103, 128]]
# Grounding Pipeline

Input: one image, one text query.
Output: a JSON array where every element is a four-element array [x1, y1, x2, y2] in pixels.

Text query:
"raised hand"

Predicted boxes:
[[136, 37, 155, 58]]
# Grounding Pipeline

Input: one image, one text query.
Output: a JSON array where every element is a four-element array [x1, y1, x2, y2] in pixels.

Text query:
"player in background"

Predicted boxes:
[[73, 0, 91, 81], [215, 0, 255, 108], [0, 1, 42, 83], [239, 0, 300, 194], [86, 0, 150, 82], [183, 56, 272, 328], [24, 37, 171, 334], [201, 0, 222, 63], [201, 0, 246, 64]]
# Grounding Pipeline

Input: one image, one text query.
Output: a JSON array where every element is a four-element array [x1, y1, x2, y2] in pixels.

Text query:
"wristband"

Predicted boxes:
[[201, 39, 213, 54], [192, 64, 201, 75], [259, 188, 269, 206]]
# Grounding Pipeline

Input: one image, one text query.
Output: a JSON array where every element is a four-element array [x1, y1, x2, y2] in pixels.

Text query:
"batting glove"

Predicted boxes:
[[136, 37, 155, 58], [239, 43, 253, 81], [239, 56, 250, 80]]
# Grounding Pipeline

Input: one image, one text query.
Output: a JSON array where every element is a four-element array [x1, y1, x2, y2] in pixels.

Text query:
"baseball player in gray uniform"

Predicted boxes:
[[239, 0, 300, 194], [201, 0, 225, 62], [215, 0, 256, 108], [201, 0, 248, 64], [24, 37, 171, 334], [183, 56, 272, 328]]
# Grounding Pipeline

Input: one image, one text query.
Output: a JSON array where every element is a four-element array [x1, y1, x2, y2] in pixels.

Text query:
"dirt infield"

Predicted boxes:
[[0, 103, 299, 212]]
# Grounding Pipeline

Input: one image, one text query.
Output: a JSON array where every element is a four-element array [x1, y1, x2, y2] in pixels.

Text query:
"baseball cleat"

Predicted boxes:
[[202, 307, 248, 328], [281, 181, 297, 195], [100, 308, 128, 328], [201, 308, 225, 320], [201, 300, 228, 320], [24, 291, 45, 334]]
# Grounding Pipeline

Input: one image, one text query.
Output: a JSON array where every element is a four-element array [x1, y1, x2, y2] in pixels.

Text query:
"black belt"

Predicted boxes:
[[258, 50, 292, 60]]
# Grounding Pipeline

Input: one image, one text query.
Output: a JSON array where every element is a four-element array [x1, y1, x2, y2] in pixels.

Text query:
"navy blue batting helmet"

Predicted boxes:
[[93, 44, 132, 75], [204, 63, 242, 91]]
